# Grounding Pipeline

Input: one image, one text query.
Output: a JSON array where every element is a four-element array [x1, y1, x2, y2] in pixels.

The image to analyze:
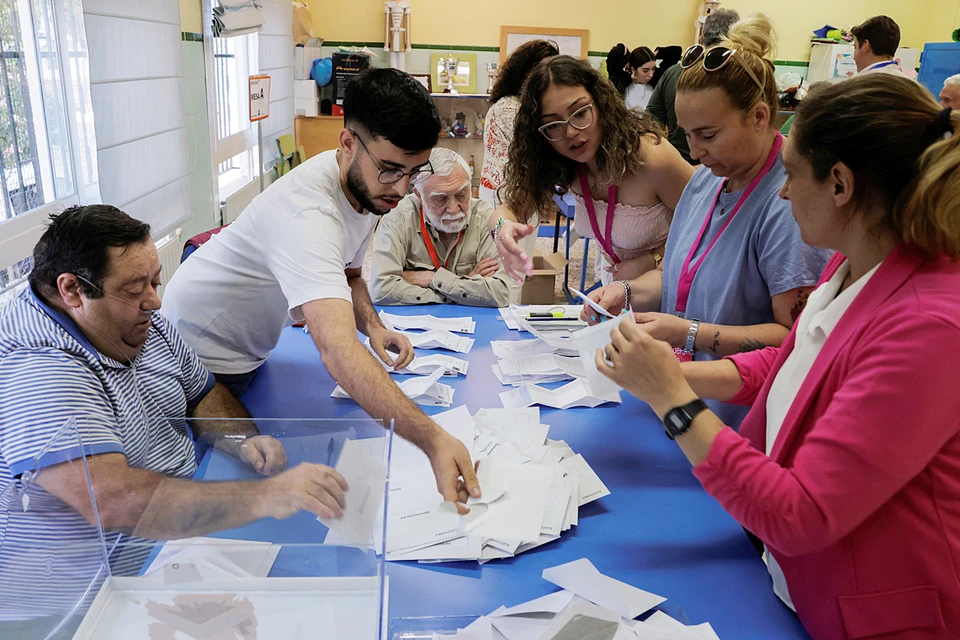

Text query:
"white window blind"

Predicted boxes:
[[257, 0, 293, 175], [81, 0, 190, 240]]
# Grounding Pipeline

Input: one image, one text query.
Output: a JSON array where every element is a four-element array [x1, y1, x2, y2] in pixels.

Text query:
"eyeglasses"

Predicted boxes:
[[348, 129, 434, 185], [680, 44, 765, 94], [538, 103, 596, 141]]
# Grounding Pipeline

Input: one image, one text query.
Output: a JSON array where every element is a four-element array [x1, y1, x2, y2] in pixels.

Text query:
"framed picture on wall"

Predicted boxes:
[[410, 73, 432, 92], [499, 26, 590, 64], [430, 53, 478, 95]]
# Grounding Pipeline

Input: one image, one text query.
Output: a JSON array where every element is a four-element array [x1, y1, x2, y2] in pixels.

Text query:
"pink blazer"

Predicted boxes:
[[693, 245, 960, 639]]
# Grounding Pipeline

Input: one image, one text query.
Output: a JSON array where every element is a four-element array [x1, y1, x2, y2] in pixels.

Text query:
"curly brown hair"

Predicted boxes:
[[490, 40, 559, 104], [503, 56, 664, 223]]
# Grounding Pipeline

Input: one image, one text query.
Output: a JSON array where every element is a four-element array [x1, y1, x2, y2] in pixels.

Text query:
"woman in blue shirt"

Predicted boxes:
[[581, 15, 831, 427]]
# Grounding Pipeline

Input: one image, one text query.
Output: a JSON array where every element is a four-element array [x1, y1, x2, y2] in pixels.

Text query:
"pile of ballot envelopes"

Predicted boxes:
[[434, 557, 721, 640], [321, 405, 610, 564]]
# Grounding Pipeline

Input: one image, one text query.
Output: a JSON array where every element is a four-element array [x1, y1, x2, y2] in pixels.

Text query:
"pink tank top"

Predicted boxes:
[[572, 193, 671, 262]]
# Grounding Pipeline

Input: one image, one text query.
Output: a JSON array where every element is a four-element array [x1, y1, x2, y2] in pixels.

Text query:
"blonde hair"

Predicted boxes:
[[677, 13, 779, 123], [792, 74, 960, 259]]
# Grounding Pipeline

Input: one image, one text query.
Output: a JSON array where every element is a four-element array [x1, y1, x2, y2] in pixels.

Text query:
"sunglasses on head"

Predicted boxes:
[[680, 44, 765, 94]]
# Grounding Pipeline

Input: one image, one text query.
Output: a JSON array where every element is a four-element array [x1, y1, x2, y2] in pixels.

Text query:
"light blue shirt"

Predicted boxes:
[[661, 158, 833, 428], [0, 287, 215, 620]]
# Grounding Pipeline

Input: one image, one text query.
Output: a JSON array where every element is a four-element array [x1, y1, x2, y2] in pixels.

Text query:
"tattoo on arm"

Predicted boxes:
[[709, 331, 720, 355], [738, 338, 768, 353], [790, 290, 810, 323]]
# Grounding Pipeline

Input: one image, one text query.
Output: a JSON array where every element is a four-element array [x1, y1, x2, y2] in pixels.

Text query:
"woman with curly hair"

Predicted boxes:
[[479, 39, 559, 210], [491, 55, 695, 285]]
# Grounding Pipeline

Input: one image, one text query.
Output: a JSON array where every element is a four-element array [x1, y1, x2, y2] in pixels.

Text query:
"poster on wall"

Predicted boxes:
[[834, 54, 857, 79], [500, 26, 589, 64]]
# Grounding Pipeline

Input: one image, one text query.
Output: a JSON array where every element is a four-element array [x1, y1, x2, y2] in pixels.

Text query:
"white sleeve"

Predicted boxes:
[[268, 207, 352, 313], [348, 223, 376, 270]]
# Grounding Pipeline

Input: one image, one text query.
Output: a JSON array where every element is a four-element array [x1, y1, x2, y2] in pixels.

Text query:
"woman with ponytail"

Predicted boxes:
[[598, 73, 960, 640]]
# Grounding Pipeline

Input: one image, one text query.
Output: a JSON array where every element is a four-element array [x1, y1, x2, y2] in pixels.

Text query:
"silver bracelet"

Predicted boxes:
[[615, 280, 632, 312], [683, 318, 701, 354]]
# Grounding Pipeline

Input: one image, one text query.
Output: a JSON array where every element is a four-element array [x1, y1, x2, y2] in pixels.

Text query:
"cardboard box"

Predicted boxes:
[[294, 80, 318, 117], [520, 251, 568, 304]]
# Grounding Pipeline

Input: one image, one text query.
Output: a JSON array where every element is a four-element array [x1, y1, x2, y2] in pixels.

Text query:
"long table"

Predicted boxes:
[[199, 305, 809, 639]]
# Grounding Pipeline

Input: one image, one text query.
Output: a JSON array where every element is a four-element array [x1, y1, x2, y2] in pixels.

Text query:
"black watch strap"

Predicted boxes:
[[663, 399, 708, 440]]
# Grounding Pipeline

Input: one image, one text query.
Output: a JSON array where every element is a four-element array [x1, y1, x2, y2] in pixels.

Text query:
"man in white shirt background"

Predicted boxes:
[[851, 15, 912, 79], [162, 68, 481, 508]]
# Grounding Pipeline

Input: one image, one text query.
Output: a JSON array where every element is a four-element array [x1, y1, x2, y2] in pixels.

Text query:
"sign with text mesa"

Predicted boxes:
[[249, 75, 271, 122]]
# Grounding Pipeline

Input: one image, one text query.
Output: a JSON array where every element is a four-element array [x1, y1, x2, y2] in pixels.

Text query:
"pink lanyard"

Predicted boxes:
[[674, 132, 783, 315], [577, 166, 620, 265]]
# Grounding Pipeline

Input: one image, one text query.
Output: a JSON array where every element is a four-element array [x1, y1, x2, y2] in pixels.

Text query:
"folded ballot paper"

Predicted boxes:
[[326, 406, 609, 565], [332, 365, 455, 407], [492, 353, 585, 386], [403, 329, 475, 353], [499, 378, 622, 410], [365, 340, 470, 377], [432, 557, 720, 640], [379, 310, 476, 334]]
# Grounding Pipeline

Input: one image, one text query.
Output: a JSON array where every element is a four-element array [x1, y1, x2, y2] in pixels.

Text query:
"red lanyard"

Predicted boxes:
[[674, 132, 783, 315], [419, 202, 464, 270], [577, 166, 620, 265]]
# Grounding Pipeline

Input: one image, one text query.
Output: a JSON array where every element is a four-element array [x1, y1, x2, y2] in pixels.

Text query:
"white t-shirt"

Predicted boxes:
[[625, 83, 654, 112], [860, 60, 913, 79], [161, 149, 377, 374], [761, 258, 880, 611]]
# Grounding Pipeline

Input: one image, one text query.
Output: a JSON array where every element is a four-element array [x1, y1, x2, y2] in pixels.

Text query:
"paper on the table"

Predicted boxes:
[[391, 535, 483, 562], [370, 344, 469, 376], [560, 454, 610, 506], [144, 537, 279, 579], [332, 365, 455, 407], [492, 590, 576, 618], [379, 311, 476, 334], [317, 438, 386, 547], [493, 364, 574, 387], [538, 600, 621, 640], [571, 288, 618, 319], [490, 612, 555, 640], [469, 460, 507, 505], [637, 612, 721, 640], [475, 407, 541, 424], [499, 307, 522, 331], [541, 478, 573, 538], [516, 534, 560, 555], [405, 329, 476, 353], [542, 558, 666, 619], [486, 537, 522, 555], [570, 312, 635, 398], [561, 475, 580, 531], [470, 460, 553, 543], [491, 338, 557, 359], [500, 379, 621, 411]]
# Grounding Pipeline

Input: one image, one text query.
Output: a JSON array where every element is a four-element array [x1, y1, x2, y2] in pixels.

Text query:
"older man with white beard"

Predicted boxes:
[[370, 148, 511, 307]]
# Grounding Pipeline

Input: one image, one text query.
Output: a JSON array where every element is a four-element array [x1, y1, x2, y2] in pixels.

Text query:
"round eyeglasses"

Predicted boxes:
[[349, 129, 434, 184]]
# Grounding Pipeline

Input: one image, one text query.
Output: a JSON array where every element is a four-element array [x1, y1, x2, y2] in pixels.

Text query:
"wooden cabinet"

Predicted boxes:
[[295, 115, 344, 160]]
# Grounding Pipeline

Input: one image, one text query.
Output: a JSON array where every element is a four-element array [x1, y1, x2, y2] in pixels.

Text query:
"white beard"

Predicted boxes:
[[428, 211, 468, 234]]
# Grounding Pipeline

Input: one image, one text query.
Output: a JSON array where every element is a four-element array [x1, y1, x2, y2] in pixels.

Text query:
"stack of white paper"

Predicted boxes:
[[498, 305, 585, 334], [365, 339, 470, 376], [404, 329, 476, 353], [332, 366, 455, 407], [499, 378, 622, 410], [368, 406, 610, 565], [434, 557, 720, 640], [380, 311, 476, 334], [492, 353, 585, 386]]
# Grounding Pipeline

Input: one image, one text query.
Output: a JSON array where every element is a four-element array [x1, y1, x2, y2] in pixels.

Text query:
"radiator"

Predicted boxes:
[[220, 178, 262, 225], [156, 231, 183, 300]]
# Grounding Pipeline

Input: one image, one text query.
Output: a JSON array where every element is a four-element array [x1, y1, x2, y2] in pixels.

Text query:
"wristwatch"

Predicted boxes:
[[683, 318, 700, 354], [663, 399, 708, 440]]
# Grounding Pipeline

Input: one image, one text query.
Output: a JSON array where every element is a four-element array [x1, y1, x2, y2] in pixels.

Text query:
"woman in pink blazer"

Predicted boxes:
[[598, 75, 960, 639]]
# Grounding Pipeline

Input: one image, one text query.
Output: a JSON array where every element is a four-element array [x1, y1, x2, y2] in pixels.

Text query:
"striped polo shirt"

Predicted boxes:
[[0, 287, 215, 621]]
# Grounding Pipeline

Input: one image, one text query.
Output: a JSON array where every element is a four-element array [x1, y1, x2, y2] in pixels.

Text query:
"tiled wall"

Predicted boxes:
[[180, 35, 218, 241]]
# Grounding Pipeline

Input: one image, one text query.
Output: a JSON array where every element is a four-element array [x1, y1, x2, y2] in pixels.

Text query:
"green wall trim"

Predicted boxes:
[[181, 32, 203, 42], [317, 40, 814, 66]]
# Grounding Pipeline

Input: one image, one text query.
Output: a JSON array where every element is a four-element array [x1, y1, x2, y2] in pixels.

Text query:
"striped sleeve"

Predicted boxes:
[[150, 313, 215, 408], [0, 348, 124, 477]]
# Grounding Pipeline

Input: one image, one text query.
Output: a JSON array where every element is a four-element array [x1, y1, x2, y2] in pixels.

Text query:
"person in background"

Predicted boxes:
[[371, 147, 510, 308], [605, 43, 633, 96], [940, 73, 960, 108], [581, 14, 831, 429], [598, 74, 960, 640], [624, 46, 657, 111], [480, 39, 559, 210], [648, 8, 740, 164], [851, 15, 911, 78], [492, 56, 695, 287], [162, 69, 481, 510]]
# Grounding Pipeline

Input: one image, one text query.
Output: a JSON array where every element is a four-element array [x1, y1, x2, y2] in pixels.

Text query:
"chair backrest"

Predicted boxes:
[[276, 133, 296, 159]]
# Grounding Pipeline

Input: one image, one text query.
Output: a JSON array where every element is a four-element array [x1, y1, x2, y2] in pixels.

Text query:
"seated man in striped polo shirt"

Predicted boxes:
[[0, 206, 351, 629]]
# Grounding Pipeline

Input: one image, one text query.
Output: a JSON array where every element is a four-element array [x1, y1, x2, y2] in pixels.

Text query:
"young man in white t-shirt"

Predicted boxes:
[[851, 16, 912, 79], [162, 68, 482, 508]]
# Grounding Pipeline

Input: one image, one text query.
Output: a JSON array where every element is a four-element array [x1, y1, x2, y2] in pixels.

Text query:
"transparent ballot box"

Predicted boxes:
[[0, 416, 393, 639]]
